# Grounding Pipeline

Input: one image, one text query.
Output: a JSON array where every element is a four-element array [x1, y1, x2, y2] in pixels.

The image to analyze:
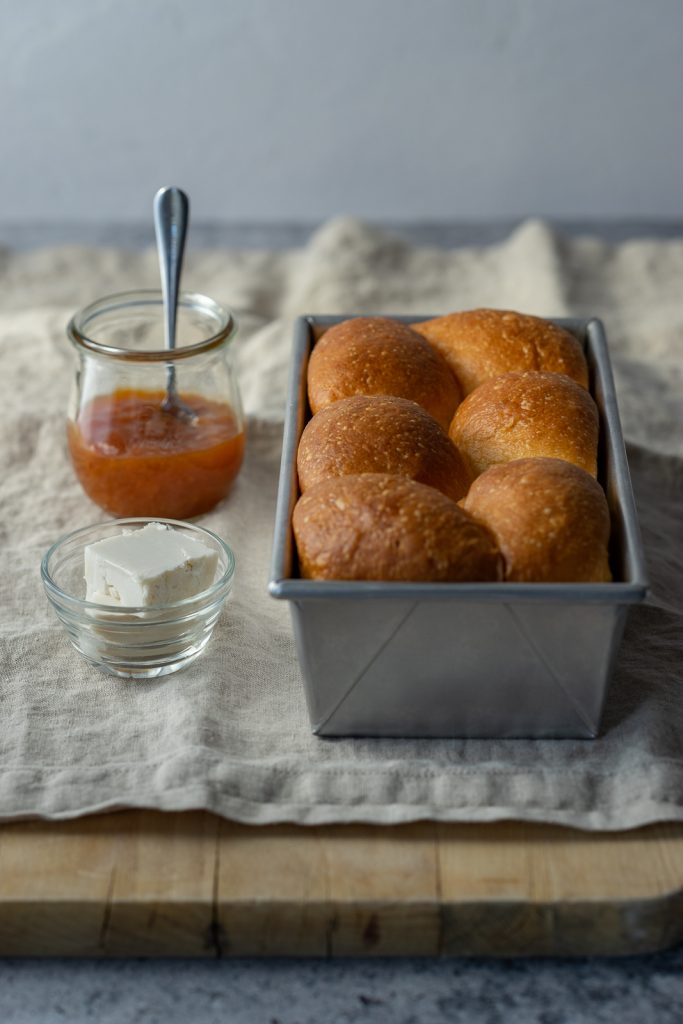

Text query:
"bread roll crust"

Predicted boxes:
[[449, 370, 599, 478], [293, 473, 503, 582], [461, 458, 611, 583], [297, 395, 470, 502], [413, 308, 589, 395], [307, 316, 460, 431]]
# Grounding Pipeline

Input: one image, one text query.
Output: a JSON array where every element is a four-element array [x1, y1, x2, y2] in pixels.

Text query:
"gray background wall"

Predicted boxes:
[[2, 0, 682, 224]]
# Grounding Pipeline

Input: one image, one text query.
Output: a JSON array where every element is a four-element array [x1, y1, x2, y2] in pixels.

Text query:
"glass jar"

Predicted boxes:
[[66, 290, 244, 519]]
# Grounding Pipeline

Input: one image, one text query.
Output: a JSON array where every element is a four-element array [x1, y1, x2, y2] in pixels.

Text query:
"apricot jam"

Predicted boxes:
[[67, 389, 245, 518]]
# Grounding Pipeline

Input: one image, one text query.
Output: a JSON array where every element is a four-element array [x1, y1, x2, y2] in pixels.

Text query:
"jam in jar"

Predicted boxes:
[[66, 291, 244, 518]]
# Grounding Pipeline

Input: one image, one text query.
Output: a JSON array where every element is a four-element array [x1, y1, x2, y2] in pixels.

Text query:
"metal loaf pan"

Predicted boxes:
[[269, 316, 648, 738]]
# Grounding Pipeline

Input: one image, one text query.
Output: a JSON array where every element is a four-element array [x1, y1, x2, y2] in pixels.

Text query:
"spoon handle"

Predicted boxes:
[[153, 186, 189, 353]]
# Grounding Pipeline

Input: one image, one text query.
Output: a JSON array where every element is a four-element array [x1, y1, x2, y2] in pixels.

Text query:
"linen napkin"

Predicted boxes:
[[1, 217, 681, 828]]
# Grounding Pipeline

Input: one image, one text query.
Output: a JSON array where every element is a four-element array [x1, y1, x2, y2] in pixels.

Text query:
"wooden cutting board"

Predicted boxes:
[[0, 813, 681, 957]]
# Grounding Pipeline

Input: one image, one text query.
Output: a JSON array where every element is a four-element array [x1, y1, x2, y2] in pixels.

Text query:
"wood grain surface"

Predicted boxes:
[[0, 813, 681, 957]]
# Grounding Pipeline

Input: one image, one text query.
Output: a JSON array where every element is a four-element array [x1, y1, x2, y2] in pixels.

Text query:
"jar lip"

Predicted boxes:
[[67, 289, 238, 361]]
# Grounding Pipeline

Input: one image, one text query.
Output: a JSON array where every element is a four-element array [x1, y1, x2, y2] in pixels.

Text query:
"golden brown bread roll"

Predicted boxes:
[[297, 395, 470, 502], [412, 308, 589, 395], [461, 458, 612, 582], [449, 370, 599, 479], [293, 473, 503, 582], [307, 316, 460, 431]]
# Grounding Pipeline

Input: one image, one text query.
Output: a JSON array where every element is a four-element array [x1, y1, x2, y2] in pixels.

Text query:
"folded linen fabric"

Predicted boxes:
[[1, 218, 681, 828]]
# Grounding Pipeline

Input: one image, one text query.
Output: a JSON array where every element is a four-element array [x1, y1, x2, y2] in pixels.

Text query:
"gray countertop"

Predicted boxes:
[[2, 218, 683, 251], [2, 219, 681, 1022], [1, 951, 683, 1023]]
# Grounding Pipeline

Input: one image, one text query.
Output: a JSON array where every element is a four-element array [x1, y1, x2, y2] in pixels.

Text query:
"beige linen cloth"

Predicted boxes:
[[1, 218, 682, 828]]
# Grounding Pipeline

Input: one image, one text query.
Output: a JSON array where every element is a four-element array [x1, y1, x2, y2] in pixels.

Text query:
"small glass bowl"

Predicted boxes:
[[41, 518, 235, 679]]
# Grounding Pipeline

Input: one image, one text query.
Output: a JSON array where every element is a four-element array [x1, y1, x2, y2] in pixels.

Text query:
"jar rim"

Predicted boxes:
[[67, 289, 238, 361]]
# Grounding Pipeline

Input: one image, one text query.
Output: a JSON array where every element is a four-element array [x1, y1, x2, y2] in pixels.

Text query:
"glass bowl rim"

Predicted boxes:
[[67, 289, 238, 361], [41, 517, 236, 615]]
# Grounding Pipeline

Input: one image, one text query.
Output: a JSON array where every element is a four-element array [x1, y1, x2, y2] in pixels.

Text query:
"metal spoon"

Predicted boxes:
[[153, 186, 196, 420]]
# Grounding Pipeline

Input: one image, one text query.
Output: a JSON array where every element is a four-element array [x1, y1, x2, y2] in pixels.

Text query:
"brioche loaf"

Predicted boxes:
[[307, 316, 460, 431], [461, 458, 611, 583], [412, 308, 588, 395], [449, 370, 599, 478], [293, 473, 503, 582], [297, 394, 470, 502], [296, 311, 614, 587]]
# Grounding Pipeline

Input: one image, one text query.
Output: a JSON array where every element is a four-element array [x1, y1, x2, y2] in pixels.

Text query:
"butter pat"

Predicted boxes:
[[84, 523, 218, 607]]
